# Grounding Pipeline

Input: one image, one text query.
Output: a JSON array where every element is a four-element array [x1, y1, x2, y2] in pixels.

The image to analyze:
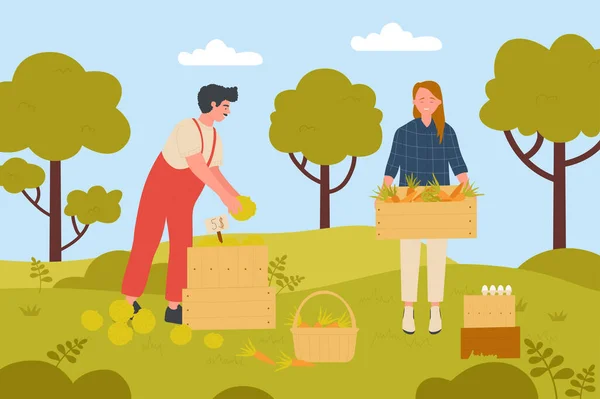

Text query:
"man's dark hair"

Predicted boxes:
[[197, 84, 238, 113]]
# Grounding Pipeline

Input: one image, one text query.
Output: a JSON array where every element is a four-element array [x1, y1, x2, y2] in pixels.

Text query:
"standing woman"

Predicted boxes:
[[381, 81, 469, 335]]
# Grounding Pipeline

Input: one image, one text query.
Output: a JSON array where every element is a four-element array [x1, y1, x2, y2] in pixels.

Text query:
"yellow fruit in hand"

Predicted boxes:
[[230, 196, 256, 221], [170, 325, 193, 346], [203, 333, 224, 349], [81, 310, 103, 332], [108, 322, 134, 346], [109, 300, 134, 322], [131, 309, 156, 334]]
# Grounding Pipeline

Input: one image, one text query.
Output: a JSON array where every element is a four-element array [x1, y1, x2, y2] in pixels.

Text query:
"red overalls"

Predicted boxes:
[[121, 119, 217, 302]]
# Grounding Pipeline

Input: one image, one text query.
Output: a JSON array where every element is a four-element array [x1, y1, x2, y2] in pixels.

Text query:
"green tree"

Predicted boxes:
[[269, 68, 383, 228], [0, 52, 130, 261], [480, 34, 600, 249]]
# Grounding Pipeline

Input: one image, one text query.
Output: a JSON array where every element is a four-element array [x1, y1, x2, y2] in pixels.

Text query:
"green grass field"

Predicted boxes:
[[0, 227, 598, 398], [0, 227, 455, 291]]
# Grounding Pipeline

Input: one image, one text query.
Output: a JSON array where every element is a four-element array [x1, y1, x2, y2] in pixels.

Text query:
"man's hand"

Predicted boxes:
[[222, 194, 242, 215]]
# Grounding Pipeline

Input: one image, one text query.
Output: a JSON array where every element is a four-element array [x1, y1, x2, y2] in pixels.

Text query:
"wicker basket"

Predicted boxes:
[[290, 290, 359, 363]]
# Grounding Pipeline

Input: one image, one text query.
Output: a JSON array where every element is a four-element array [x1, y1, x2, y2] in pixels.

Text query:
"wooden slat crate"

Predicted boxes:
[[182, 287, 276, 331], [187, 245, 268, 288], [461, 327, 520, 359], [375, 185, 477, 239], [464, 295, 516, 328]]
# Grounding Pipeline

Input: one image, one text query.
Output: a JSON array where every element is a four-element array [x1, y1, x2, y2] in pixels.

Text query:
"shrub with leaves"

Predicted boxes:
[[29, 257, 52, 293], [47, 338, 88, 368], [19, 305, 41, 316], [566, 364, 596, 398], [267, 255, 306, 294], [525, 339, 574, 399]]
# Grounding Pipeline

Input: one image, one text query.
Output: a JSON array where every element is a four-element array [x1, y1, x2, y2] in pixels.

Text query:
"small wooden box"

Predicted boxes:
[[375, 185, 477, 239], [461, 327, 520, 359], [464, 295, 515, 328], [182, 287, 276, 331], [187, 245, 268, 289]]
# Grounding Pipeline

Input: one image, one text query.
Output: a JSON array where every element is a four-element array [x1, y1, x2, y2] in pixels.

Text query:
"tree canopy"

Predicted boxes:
[[64, 186, 122, 225], [0, 52, 130, 161], [480, 34, 600, 142], [269, 68, 383, 165], [0, 158, 45, 193]]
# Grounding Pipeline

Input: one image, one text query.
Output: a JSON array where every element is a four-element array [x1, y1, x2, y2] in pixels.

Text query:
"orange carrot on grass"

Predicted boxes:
[[275, 351, 315, 371], [236, 339, 275, 365]]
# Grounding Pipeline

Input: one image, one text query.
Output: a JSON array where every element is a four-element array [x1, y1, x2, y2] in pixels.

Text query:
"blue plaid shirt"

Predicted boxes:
[[384, 118, 468, 186]]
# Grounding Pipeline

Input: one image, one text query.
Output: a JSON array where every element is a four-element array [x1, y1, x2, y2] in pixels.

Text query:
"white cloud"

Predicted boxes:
[[351, 23, 442, 52], [178, 39, 263, 66]]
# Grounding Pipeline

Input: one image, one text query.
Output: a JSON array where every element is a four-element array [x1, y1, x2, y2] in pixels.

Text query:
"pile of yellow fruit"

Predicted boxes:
[[81, 301, 228, 347], [81, 300, 156, 346]]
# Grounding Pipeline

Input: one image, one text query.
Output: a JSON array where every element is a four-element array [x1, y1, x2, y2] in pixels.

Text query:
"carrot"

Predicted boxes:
[[412, 194, 423, 202], [275, 351, 315, 372], [400, 191, 419, 203], [299, 322, 310, 328], [407, 187, 415, 196], [314, 307, 334, 328], [326, 322, 339, 328], [453, 193, 465, 201], [391, 195, 401, 203], [236, 339, 275, 365], [450, 183, 465, 199], [384, 198, 393, 203], [437, 191, 452, 202]]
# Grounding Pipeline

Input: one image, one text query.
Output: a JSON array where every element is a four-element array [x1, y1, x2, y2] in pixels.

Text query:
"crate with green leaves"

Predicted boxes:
[[374, 174, 482, 239]]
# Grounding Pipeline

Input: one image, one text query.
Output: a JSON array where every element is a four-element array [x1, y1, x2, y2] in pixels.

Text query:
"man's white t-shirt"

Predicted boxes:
[[162, 119, 223, 169]]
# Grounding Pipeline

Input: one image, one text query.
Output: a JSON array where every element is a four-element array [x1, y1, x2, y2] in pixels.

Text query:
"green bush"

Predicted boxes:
[[416, 362, 538, 399], [519, 249, 600, 291], [0, 360, 130, 398], [214, 386, 274, 399], [54, 251, 167, 295]]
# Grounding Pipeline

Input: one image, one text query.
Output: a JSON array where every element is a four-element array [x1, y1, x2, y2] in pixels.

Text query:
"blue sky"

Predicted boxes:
[[0, 0, 598, 267]]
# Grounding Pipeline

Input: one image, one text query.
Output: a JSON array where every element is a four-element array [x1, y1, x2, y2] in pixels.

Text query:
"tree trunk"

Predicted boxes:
[[49, 161, 62, 261], [553, 143, 567, 249], [319, 165, 330, 229]]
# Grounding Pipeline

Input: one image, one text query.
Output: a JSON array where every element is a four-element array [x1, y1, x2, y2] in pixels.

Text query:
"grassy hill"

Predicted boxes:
[[519, 248, 600, 291], [0, 227, 456, 291], [0, 263, 598, 398]]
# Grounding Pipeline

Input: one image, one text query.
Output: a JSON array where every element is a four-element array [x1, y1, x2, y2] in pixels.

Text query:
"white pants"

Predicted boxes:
[[400, 239, 447, 303]]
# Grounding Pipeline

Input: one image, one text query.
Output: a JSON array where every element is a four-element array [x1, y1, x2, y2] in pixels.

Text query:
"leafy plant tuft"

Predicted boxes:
[[19, 305, 41, 316], [525, 339, 574, 399], [566, 364, 596, 397], [548, 311, 567, 322], [47, 338, 88, 368], [267, 255, 306, 294], [29, 257, 52, 293]]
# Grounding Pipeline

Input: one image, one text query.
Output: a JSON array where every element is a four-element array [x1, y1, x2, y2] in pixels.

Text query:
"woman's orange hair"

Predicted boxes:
[[412, 81, 445, 143]]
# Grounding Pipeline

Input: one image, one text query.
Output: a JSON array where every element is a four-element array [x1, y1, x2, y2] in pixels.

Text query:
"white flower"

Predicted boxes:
[[490, 285, 497, 295], [481, 285, 489, 296], [505, 285, 513, 295]]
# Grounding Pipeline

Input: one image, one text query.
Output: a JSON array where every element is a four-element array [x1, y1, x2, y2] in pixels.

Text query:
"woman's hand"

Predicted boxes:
[[457, 173, 469, 184], [222, 194, 242, 215]]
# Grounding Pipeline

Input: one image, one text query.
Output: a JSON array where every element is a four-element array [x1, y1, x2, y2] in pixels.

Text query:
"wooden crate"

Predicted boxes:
[[464, 295, 515, 328], [375, 185, 477, 240], [182, 287, 276, 331], [461, 327, 520, 359], [187, 245, 268, 289]]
